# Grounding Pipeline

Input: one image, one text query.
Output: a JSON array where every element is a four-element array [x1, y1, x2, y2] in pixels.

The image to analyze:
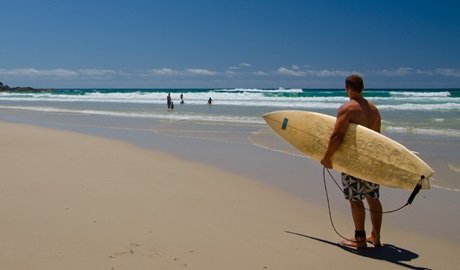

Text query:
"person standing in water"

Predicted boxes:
[[321, 74, 383, 249], [167, 93, 172, 109]]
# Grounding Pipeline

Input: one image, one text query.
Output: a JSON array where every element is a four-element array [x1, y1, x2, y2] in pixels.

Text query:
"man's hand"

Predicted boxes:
[[321, 156, 333, 169]]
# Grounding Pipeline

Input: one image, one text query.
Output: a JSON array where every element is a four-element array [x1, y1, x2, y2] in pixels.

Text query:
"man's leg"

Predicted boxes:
[[339, 200, 367, 248], [365, 196, 382, 246], [350, 200, 366, 232], [349, 200, 367, 248], [340, 174, 367, 248]]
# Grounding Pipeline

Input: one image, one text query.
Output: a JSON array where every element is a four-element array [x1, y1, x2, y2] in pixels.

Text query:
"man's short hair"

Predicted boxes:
[[346, 75, 364, 93]]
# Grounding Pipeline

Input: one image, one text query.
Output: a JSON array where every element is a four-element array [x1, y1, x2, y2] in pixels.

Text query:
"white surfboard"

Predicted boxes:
[[262, 110, 433, 190]]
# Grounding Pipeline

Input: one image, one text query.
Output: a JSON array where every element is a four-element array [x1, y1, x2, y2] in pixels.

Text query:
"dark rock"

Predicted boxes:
[[0, 82, 55, 92]]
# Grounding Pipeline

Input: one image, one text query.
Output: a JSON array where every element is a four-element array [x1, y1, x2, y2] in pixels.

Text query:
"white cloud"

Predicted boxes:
[[376, 67, 416, 76], [146, 68, 218, 76], [239, 63, 251, 67], [277, 67, 306, 76], [277, 67, 358, 77], [48, 69, 79, 77], [253, 71, 269, 76], [375, 67, 460, 77], [434, 68, 460, 77], [149, 68, 177, 76], [78, 69, 117, 76], [184, 68, 217, 76], [228, 63, 252, 70], [0, 68, 122, 78], [0, 68, 78, 77], [313, 70, 352, 77]]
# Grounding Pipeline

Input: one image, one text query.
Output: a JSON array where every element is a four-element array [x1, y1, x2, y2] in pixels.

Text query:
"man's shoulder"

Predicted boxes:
[[339, 100, 361, 112]]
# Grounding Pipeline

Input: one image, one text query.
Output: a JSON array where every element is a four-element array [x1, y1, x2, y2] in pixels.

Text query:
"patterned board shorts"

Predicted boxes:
[[341, 173, 380, 201]]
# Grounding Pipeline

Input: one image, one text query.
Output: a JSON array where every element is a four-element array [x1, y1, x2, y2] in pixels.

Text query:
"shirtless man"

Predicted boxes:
[[321, 75, 383, 249]]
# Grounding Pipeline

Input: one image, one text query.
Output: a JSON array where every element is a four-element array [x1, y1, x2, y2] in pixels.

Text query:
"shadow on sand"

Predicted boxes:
[[285, 231, 430, 270]]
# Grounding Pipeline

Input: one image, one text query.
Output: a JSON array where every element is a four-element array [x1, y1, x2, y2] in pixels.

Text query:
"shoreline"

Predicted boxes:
[[0, 120, 459, 269]]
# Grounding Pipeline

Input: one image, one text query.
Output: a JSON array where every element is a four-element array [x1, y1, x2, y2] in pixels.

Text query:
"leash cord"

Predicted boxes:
[[322, 167, 360, 242], [322, 167, 424, 214], [321, 167, 424, 243]]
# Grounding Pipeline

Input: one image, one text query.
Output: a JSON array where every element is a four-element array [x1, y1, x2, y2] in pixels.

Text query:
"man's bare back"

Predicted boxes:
[[340, 97, 381, 133], [320, 83, 381, 169]]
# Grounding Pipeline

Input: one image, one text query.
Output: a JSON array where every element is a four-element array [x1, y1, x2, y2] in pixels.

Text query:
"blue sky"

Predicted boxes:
[[1, 0, 460, 88]]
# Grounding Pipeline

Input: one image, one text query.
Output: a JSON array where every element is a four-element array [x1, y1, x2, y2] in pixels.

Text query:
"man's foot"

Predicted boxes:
[[366, 235, 382, 247], [338, 237, 367, 249]]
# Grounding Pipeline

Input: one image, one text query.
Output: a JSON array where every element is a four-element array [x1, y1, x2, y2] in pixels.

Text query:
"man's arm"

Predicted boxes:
[[374, 110, 382, 133], [320, 105, 351, 169]]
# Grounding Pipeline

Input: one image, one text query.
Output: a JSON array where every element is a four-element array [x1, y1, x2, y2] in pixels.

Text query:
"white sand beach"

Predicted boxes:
[[0, 121, 459, 270]]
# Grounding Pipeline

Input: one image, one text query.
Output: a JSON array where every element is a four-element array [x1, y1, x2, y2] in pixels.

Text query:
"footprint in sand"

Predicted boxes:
[[107, 243, 141, 259]]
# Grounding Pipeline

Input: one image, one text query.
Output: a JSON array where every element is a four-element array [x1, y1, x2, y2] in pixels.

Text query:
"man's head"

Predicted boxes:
[[345, 74, 364, 93]]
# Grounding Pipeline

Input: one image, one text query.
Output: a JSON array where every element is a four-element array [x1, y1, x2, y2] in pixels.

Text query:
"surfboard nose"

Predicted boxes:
[[262, 111, 286, 122], [261, 112, 274, 121], [262, 111, 285, 130]]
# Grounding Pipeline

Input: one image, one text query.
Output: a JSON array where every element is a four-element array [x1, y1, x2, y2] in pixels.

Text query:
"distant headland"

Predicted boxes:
[[0, 82, 55, 92]]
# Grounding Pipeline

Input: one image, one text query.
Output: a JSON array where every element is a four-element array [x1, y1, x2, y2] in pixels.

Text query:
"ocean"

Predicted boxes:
[[0, 88, 458, 191]]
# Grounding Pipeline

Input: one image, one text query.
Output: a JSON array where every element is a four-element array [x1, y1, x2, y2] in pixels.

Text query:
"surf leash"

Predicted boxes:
[[321, 167, 424, 243], [322, 167, 424, 214], [321, 167, 361, 243]]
